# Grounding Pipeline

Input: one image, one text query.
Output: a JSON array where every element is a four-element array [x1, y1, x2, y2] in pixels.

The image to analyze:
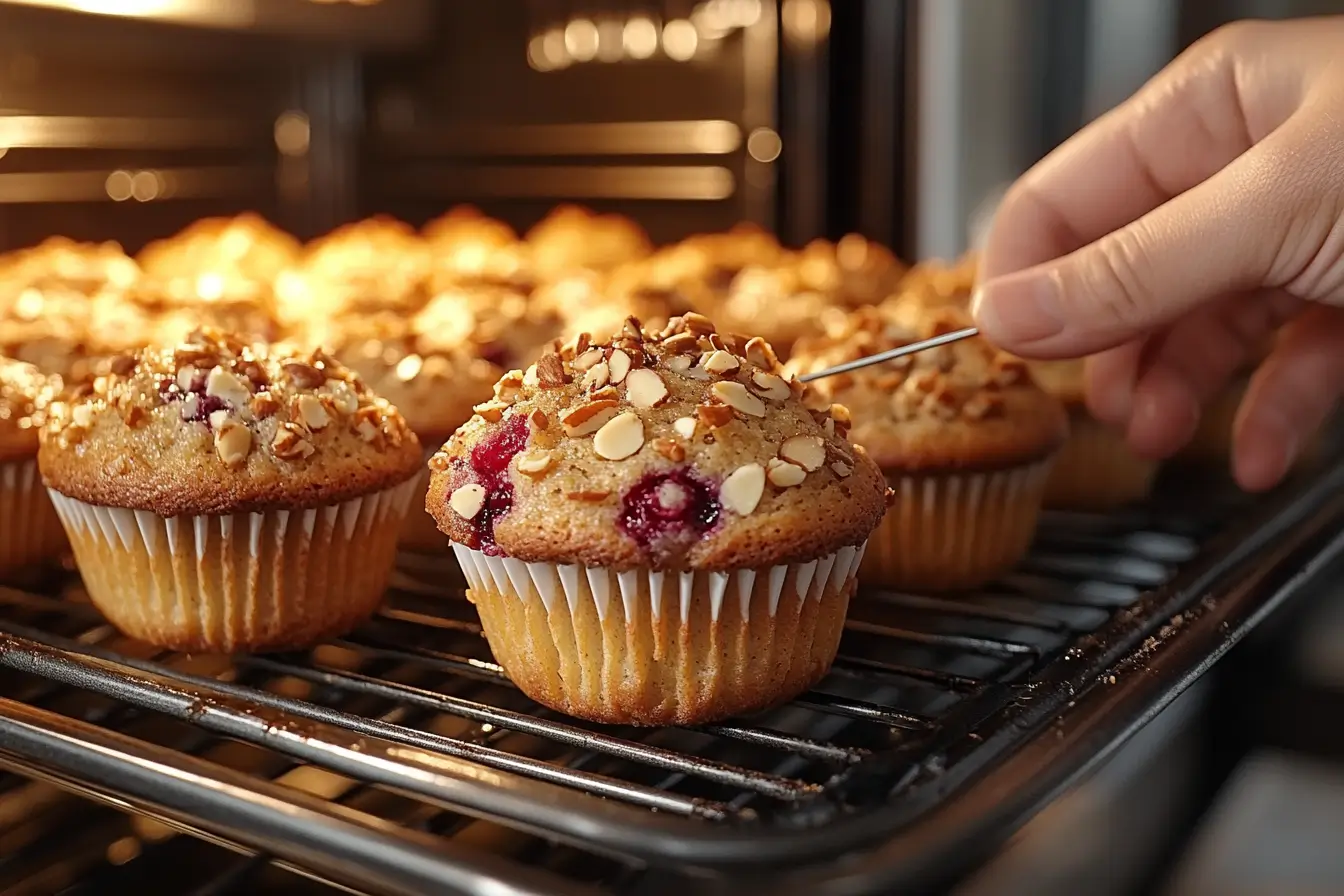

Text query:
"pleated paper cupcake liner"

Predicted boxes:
[[1044, 413, 1159, 510], [862, 458, 1053, 593], [0, 458, 68, 577], [48, 477, 419, 653], [452, 541, 868, 726]]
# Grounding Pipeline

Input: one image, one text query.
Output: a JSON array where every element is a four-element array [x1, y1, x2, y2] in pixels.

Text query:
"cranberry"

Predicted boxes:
[[617, 469, 721, 551], [160, 371, 230, 428], [182, 394, 228, 425], [457, 413, 529, 556]]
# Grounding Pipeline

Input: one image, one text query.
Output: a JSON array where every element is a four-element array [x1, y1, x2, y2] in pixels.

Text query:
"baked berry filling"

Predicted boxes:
[[617, 469, 721, 549], [459, 413, 529, 555], [158, 374, 229, 428]]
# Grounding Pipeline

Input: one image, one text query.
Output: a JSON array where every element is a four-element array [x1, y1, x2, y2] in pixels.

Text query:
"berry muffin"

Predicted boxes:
[[789, 304, 1068, 592], [40, 328, 422, 652], [795, 234, 907, 307], [525, 205, 652, 279], [1028, 359, 1161, 510], [428, 314, 888, 726], [423, 206, 533, 291], [136, 213, 301, 296], [0, 358, 67, 577]]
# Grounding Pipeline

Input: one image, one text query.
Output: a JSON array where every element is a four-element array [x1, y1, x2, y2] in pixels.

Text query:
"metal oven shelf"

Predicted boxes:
[[0, 460, 1342, 895]]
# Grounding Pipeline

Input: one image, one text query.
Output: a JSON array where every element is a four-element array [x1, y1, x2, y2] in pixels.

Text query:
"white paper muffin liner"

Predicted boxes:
[[48, 477, 419, 653], [0, 458, 68, 575], [451, 540, 867, 726], [862, 458, 1053, 593]]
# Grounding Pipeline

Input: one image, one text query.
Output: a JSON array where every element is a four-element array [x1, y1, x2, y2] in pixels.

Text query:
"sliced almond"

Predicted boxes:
[[651, 437, 686, 462], [327, 384, 359, 415], [214, 419, 253, 467], [515, 449, 556, 477], [830, 403, 853, 427], [208, 409, 230, 430], [473, 400, 510, 423], [567, 488, 611, 502], [672, 416, 698, 440], [560, 399, 620, 436], [711, 381, 766, 418], [608, 348, 632, 384], [779, 435, 826, 472], [590, 385, 620, 402], [528, 408, 550, 431], [749, 370, 791, 401], [592, 411, 644, 460], [523, 364, 541, 387], [767, 457, 807, 487], [272, 422, 316, 460], [701, 350, 740, 376], [625, 368, 669, 409], [536, 352, 567, 387], [744, 336, 778, 368], [205, 365, 253, 408], [450, 483, 487, 519], [665, 355, 693, 374], [582, 360, 610, 391], [176, 365, 198, 392], [662, 331, 701, 354], [283, 361, 326, 389], [696, 403, 735, 429], [573, 348, 605, 373], [721, 463, 766, 515], [682, 311, 716, 334], [296, 394, 332, 431], [831, 461, 853, 478], [801, 384, 832, 412]]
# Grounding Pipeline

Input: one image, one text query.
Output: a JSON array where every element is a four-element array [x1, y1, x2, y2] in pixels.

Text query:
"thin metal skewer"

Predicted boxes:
[[797, 327, 980, 382]]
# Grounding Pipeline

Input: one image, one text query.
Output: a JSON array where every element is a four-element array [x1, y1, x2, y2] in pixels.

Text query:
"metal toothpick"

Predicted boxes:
[[797, 327, 980, 383]]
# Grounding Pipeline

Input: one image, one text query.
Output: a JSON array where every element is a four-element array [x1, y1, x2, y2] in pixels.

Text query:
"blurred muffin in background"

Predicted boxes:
[[0, 357, 67, 578], [274, 216, 431, 329], [525, 204, 652, 279], [892, 252, 979, 310], [423, 205, 533, 291], [136, 213, 300, 301], [795, 233, 907, 307], [673, 223, 788, 291], [701, 264, 834, 360]]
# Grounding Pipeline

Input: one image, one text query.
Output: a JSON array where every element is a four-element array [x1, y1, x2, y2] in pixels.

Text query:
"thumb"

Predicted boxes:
[[970, 137, 1295, 359]]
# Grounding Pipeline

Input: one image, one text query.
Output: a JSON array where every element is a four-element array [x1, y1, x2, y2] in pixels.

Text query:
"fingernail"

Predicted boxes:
[[971, 271, 1066, 346]]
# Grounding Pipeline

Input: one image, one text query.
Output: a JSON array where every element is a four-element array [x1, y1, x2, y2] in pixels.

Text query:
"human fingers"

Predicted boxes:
[[1232, 305, 1344, 491]]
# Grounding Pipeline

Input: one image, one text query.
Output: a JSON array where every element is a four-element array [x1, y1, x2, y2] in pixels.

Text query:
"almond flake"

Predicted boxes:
[[662, 331, 701, 354], [682, 312, 716, 334], [590, 385, 619, 402], [831, 461, 853, 478], [744, 336, 778, 368], [214, 420, 253, 467], [749, 370, 791, 401], [176, 365, 198, 392], [711, 381, 765, 418], [625, 368, 668, 409], [702, 350, 740, 376], [284, 362, 326, 389], [779, 435, 826, 472], [651, 437, 686, 462], [208, 409, 230, 430], [528, 408, 550, 431], [573, 348, 605, 373], [830, 403, 853, 426], [515, 449, 556, 477], [536, 352, 567, 387], [801, 384, 831, 412], [272, 423, 315, 460], [473, 400, 510, 422], [696, 403, 735, 429], [593, 411, 644, 460], [561, 399, 620, 436], [665, 355, 693, 374], [567, 488, 611, 502], [296, 394, 332, 431], [582, 360, 610, 391], [523, 364, 541, 387], [623, 316, 644, 340], [721, 463, 766, 515], [672, 416, 698, 440], [767, 457, 807, 487], [607, 348, 633, 383], [450, 483, 487, 519], [206, 366, 252, 408]]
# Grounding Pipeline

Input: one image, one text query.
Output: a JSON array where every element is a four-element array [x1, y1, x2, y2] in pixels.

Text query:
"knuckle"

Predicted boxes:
[[1074, 227, 1157, 329], [1199, 19, 1270, 56]]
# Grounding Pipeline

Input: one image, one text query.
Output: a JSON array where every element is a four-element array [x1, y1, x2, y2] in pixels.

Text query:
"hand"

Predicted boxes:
[[970, 17, 1344, 491]]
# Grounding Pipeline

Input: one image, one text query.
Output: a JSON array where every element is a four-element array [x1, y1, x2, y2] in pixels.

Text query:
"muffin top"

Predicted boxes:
[[0, 357, 61, 463], [136, 214, 301, 299], [39, 328, 421, 516], [795, 234, 907, 306], [525, 205, 652, 278], [428, 314, 889, 571], [423, 206, 532, 289], [788, 304, 1068, 473], [0, 237, 140, 299]]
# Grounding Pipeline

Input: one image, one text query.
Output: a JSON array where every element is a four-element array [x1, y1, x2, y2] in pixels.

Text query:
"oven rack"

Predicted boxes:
[[0, 461, 1341, 895]]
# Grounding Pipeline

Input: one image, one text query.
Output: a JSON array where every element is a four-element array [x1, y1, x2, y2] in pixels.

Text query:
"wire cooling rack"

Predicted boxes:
[[0, 460, 1341, 895]]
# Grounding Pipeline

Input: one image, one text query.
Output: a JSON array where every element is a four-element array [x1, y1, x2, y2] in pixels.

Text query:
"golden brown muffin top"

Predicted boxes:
[[428, 314, 889, 571], [39, 328, 421, 516], [525, 205, 653, 278], [795, 234, 907, 306], [894, 252, 979, 309], [788, 304, 1068, 473], [424, 206, 533, 290], [0, 357, 61, 463], [0, 237, 140, 299], [135, 213, 301, 297]]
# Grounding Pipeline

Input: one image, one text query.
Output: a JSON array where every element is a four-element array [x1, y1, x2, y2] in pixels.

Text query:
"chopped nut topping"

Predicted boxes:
[[622, 316, 644, 341], [696, 403, 735, 429], [663, 332, 701, 354], [283, 362, 326, 389], [428, 453, 451, 472], [71, 404, 94, 428], [749, 370, 791, 401], [560, 399, 620, 436], [515, 449, 556, 477], [124, 405, 147, 428], [536, 352, 567, 387], [573, 348, 604, 373], [176, 366, 198, 392], [214, 419, 253, 467], [991, 355, 1029, 386], [272, 422, 316, 460], [702, 350, 740, 376], [801, 384, 831, 412], [523, 364, 541, 387], [494, 370, 525, 402], [582, 360, 611, 391], [250, 392, 280, 419], [963, 392, 1004, 419], [295, 394, 332, 431], [625, 368, 669, 409], [767, 457, 807, 487], [608, 348, 633, 384], [830, 403, 853, 427], [528, 408, 550, 431], [651, 437, 686, 462], [780, 435, 826, 472], [672, 416, 698, 440], [721, 463, 766, 515], [681, 312, 716, 334], [831, 461, 853, 478], [328, 384, 359, 415], [450, 483, 487, 519], [109, 354, 136, 376], [665, 355, 692, 374], [473, 400, 511, 423], [208, 409, 230, 430], [744, 336, 778, 368], [590, 385, 620, 402], [567, 488, 611, 502], [592, 411, 645, 460], [711, 381, 766, 417]]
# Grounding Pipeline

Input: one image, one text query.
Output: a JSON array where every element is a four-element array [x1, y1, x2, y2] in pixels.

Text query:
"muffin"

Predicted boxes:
[[789, 304, 1068, 592], [1028, 358, 1161, 509], [423, 205, 533, 290], [39, 328, 422, 652], [428, 314, 888, 725], [525, 205, 652, 279], [0, 358, 67, 577], [795, 234, 907, 307]]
